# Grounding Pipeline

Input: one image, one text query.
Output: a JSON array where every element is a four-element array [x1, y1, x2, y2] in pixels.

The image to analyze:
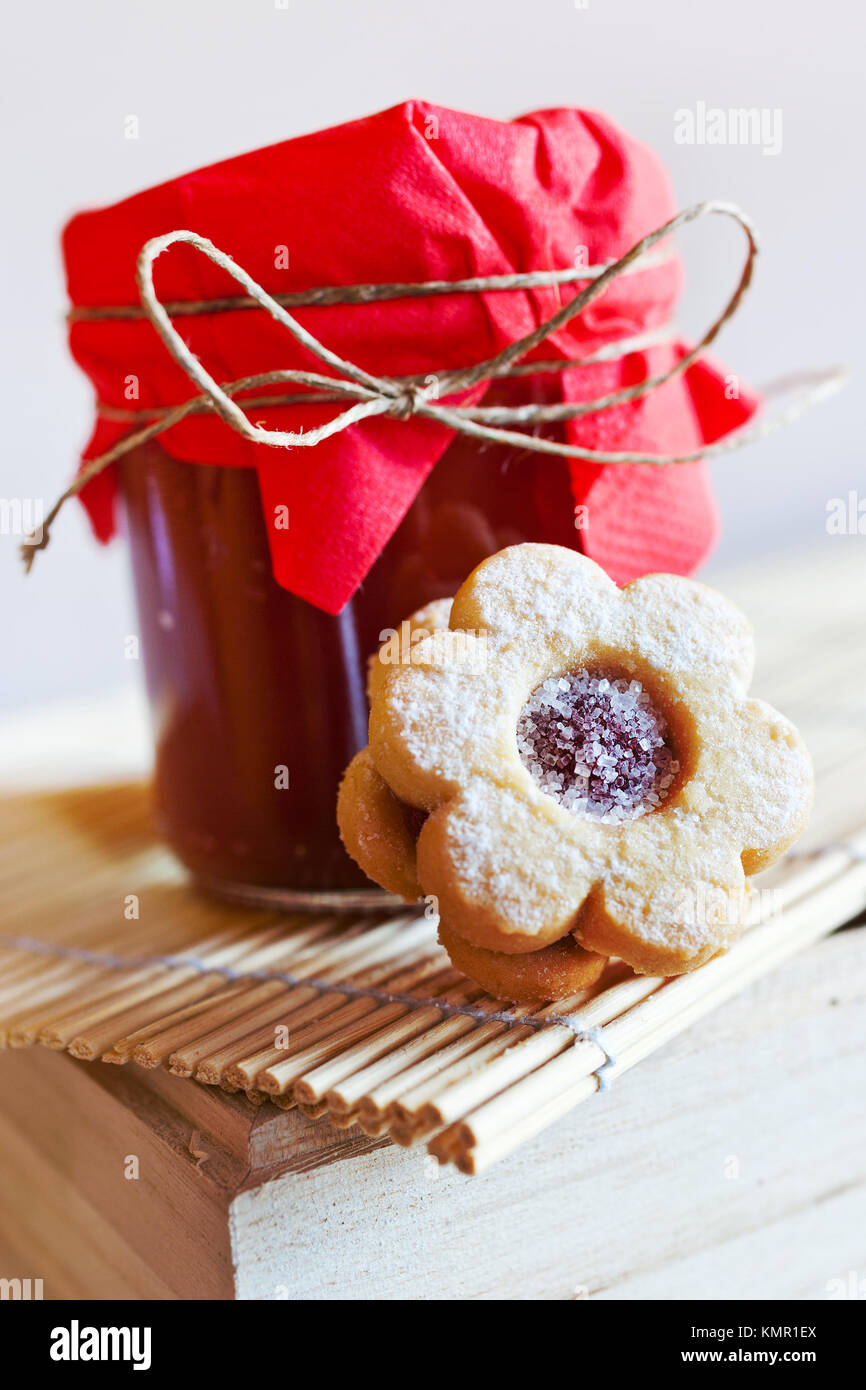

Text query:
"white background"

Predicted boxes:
[[1, 0, 863, 736]]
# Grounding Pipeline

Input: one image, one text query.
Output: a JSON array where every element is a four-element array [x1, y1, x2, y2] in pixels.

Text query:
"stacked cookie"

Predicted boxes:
[[338, 545, 813, 1002]]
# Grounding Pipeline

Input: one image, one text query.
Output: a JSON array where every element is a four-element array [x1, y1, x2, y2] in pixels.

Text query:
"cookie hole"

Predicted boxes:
[[516, 658, 693, 823]]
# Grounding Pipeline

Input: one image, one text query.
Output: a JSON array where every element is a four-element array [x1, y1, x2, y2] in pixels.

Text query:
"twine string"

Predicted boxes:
[[0, 931, 617, 1089], [1, 939, 622, 1078], [67, 245, 678, 321], [89, 323, 676, 424], [129, 202, 753, 451], [22, 199, 846, 571], [2, 842, 862, 1093]]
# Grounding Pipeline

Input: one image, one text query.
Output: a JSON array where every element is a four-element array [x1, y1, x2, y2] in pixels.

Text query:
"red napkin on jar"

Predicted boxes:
[[63, 99, 758, 613]]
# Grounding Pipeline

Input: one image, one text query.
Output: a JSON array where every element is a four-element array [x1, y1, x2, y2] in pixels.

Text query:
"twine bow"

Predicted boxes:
[[22, 199, 845, 569]]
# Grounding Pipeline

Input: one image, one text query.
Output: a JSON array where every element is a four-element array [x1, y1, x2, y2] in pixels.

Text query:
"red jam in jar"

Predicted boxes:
[[118, 384, 575, 904]]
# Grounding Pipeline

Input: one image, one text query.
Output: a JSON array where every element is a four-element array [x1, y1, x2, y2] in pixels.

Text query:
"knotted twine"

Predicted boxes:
[[22, 199, 845, 568]]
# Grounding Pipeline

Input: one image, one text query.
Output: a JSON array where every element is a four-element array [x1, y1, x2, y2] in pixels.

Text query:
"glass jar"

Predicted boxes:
[[118, 382, 575, 906]]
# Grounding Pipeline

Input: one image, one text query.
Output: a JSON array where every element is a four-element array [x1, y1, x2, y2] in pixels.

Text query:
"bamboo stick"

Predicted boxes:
[[166, 980, 317, 1078], [121, 982, 252, 1067], [417, 971, 662, 1134], [297, 1100, 328, 1119], [125, 915, 415, 1067], [9, 967, 139, 1048], [357, 1112, 392, 1137], [14, 919, 287, 1048], [91, 977, 296, 1067], [255, 965, 460, 1096], [0, 953, 86, 1000], [312, 981, 486, 1111], [327, 1108, 360, 1129], [102, 984, 249, 1064], [446, 856, 866, 1173], [2, 911, 212, 1045], [380, 1017, 541, 1139], [325, 990, 497, 1115], [42, 951, 253, 1053], [62, 919, 329, 1058], [223, 949, 448, 1090], [192, 934, 441, 1085], [0, 962, 119, 1046], [386, 1014, 540, 1137], [369, 973, 627, 1132], [173, 915, 435, 1078]]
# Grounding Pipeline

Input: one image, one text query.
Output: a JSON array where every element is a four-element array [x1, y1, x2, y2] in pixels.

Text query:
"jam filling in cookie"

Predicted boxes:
[[516, 671, 679, 823]]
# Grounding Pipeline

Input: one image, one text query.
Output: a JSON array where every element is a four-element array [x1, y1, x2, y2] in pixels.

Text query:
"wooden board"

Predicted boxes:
[[0, 538, 865, 1297], [1, 923, 863, 1300]]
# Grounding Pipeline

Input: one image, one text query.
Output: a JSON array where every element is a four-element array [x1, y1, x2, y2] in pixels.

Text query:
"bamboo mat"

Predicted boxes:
[[1, 543, 865, 1174]]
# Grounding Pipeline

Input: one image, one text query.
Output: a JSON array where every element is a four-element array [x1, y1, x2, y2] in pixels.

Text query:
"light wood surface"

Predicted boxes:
[[0, 539, 864, 1298], [230, 927, 866, 1300], [2, 919, 863, 1299]]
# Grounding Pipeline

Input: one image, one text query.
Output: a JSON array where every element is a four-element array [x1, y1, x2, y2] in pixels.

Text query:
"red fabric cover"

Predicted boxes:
[[62, 100, 757, 613]]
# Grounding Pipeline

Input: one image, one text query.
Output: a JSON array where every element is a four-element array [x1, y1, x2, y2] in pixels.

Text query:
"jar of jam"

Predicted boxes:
[[118, 383, 576, 906], [61, 104, 752, 910]]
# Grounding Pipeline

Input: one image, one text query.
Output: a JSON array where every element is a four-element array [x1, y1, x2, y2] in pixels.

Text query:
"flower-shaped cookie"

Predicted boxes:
[[340, 544, 813, 989]]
